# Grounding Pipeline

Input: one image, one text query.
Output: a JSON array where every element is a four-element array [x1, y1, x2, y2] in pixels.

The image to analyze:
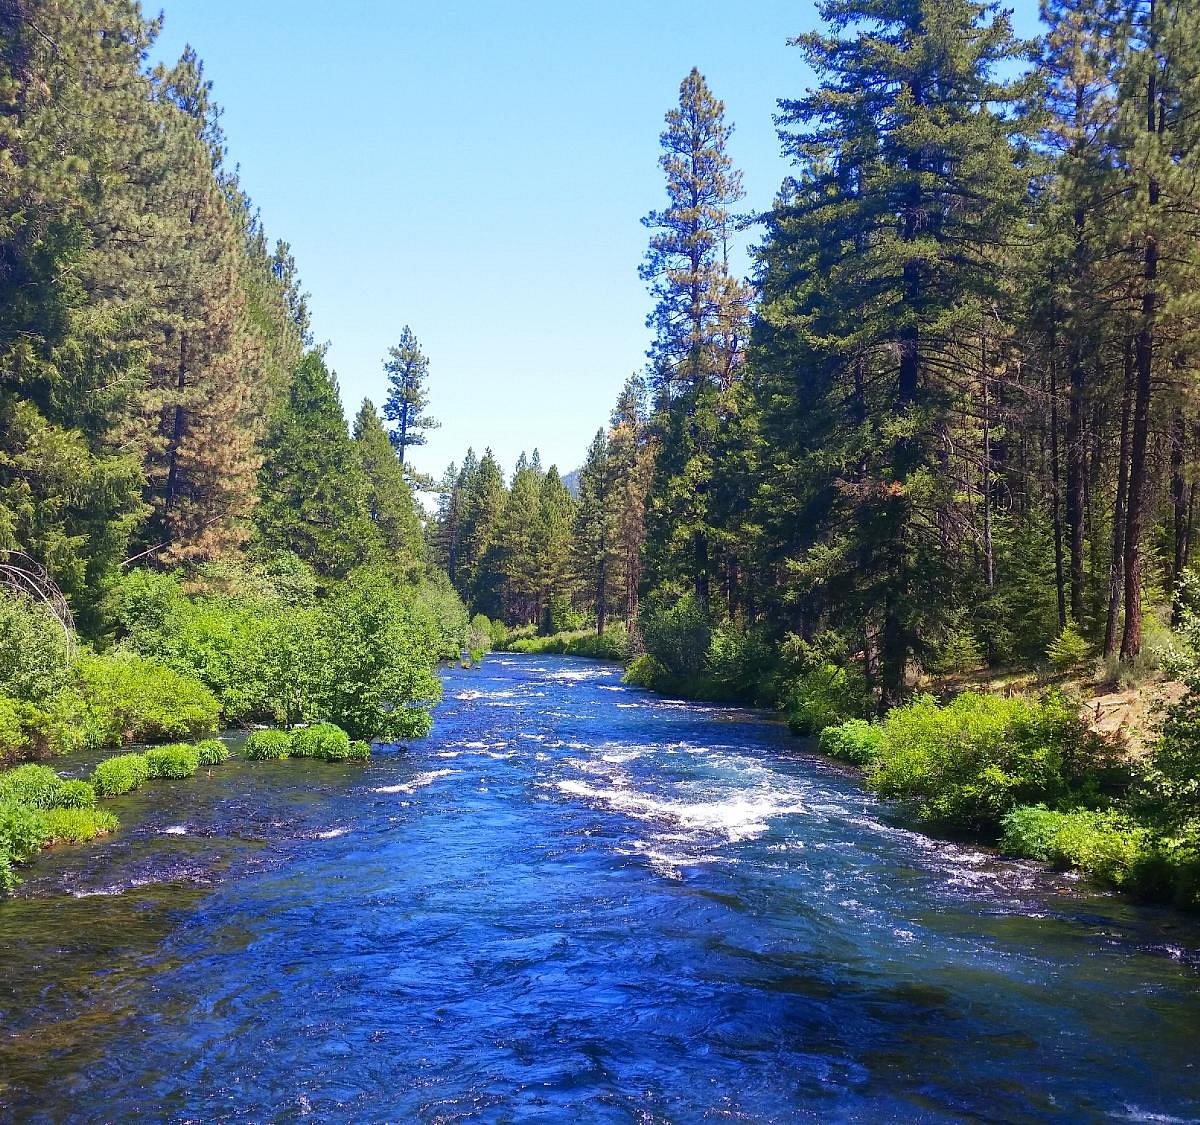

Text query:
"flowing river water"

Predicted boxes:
[[2, 655, 1200, 1122]]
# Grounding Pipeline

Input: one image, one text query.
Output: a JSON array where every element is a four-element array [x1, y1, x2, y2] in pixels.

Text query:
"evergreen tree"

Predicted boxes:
[[755, 0, 1032, 700], [640, 69, 752, 606], [457, 448, 506, 613], [536, 468, 577, 628], [382, 326, 439, 465], [255, 351, 380, 577], [353, 398, 423, 572], [573, 430, 619, 633]]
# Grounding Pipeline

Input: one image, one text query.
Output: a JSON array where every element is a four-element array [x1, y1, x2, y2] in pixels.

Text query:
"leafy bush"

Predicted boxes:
[[91, 753, 151, 798], [194, 738, 230, 766], [0, 763, 65, 809], [1000, 805, 1149, 887], [0, 849, 15, 893], [71, 652, 219, 746], [0, 593, 71, 702], [312, 570, 442, 741], [0, 694, 81, 762], [290, 722, 353, 761], [506, 625, 630, 661], [54, 780, 97, 809], [623, 654, 671, 691], [243, 729, 292, 760], [1141, 680, 1200, 826], [145, 744, 201, 779], [785, 663, 866, 736], [1047, 622, 1091, 670], [638, 592, 711, 679], [467, 614, 493, 663], [867, 691, 1097, 832], [926, 628, 984, 676], [348, 740, 371, 761], [39, 807, 119, 846], [703, 624, 776, 704], [0, 801, 47, 862], [818, 719, 887, 766]]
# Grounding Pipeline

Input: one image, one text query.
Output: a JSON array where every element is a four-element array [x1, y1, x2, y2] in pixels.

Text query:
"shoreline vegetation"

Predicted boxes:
[[0, 561, 495, 892]]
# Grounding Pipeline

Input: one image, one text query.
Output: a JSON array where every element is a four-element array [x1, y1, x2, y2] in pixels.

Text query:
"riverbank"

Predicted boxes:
[[4, 655, 1198, 1120], [0, 724, 372, 893], [498, 628, 1200, 912]]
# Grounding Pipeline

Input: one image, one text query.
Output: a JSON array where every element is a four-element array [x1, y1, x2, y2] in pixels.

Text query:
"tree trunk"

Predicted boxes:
[[164, 331, 189, 520], [1171, 406, 1186, 624], [1066, 341, 1086, 624], [1049, 341, 1067, 629], [1121, 1, 1161, 660], [1104, 339, 1134, 657]]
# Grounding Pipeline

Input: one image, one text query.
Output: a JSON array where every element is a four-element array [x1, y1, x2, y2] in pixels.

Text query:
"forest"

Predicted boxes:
[[3, 0, 1200, 905]]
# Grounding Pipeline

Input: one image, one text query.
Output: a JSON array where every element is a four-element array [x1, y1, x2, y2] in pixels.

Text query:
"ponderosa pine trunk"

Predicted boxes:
[[1105, 339, 1135, 656], [1121, 23, 1160, 660]]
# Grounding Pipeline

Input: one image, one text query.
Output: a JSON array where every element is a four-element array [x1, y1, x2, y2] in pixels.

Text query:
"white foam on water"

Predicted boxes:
[[162, 825, 188, 836], [315, 827, 350, 839], [373, 769, 453, 795], [555, 776, 807, 844]]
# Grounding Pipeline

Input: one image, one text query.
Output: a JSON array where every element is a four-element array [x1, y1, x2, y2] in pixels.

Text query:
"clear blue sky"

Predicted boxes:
[[154, 0, 1042, 486]]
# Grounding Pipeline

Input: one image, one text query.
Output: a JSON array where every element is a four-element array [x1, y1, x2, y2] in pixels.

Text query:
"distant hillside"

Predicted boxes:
[[561, 467, 582, 498]]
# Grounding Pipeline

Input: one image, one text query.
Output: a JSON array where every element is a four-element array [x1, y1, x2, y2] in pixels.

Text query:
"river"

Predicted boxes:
[[1, 654, 1199, 1121]]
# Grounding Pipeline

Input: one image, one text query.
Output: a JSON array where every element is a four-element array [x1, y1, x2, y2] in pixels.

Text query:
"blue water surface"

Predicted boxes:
[[2, 654, 1199, 1122]]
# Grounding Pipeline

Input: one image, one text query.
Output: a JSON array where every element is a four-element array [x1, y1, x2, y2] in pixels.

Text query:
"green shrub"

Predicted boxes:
[[702, 624, 776, 704], [623, 654, 671, 691], [0, 801, 48, 862], [348, 740, 371, 761], [506, 626, 630, 661], [926, 628, 984, 676], [1142, 679, 1200, 825], [0, 592, 71, 702], [39, 807, 119, 846], [243, 729, 292, 760], [1047, 622, 1091, 670], [818, 719, 887, 766], [194, 738, 230, 766], [91, 753, 151, 797], [0, 848, 15, 893], [54, 780, 97, 809], [1000, 805, 1149, 887], [0, 695, 80, 762], [290, 722, 352, 761], [467, 614, 493, 663], [0, 763, 64, 809], [867, 691, 1095, 832], [313, 570, 443, 741], [785, 663, 866, 736], [144, 744, 200, 779], [72, 652, 220, 747], [638, 592, 711, 678]]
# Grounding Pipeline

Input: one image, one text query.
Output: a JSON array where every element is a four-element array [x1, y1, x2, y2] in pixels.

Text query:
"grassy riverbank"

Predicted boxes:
[[0, 725, 372, 892], [0, 555, 494, 894]]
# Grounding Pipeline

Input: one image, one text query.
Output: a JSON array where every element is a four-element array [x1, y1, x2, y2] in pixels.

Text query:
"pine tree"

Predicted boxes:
[[353, 398, 423, 572], [535, 468, 577, 628], [457, 448, 506, 613], [573, 430, 619, 633], [640, 69, 752, 606], [255, 351, 381, 577], [757, 0, 1032, 701], [382, 326, 439, 465], [489, 455, 545, 623]]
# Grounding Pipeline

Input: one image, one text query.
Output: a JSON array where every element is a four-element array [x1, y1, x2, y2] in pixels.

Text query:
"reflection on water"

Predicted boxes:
[[1, 655, 1199, 1122]]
